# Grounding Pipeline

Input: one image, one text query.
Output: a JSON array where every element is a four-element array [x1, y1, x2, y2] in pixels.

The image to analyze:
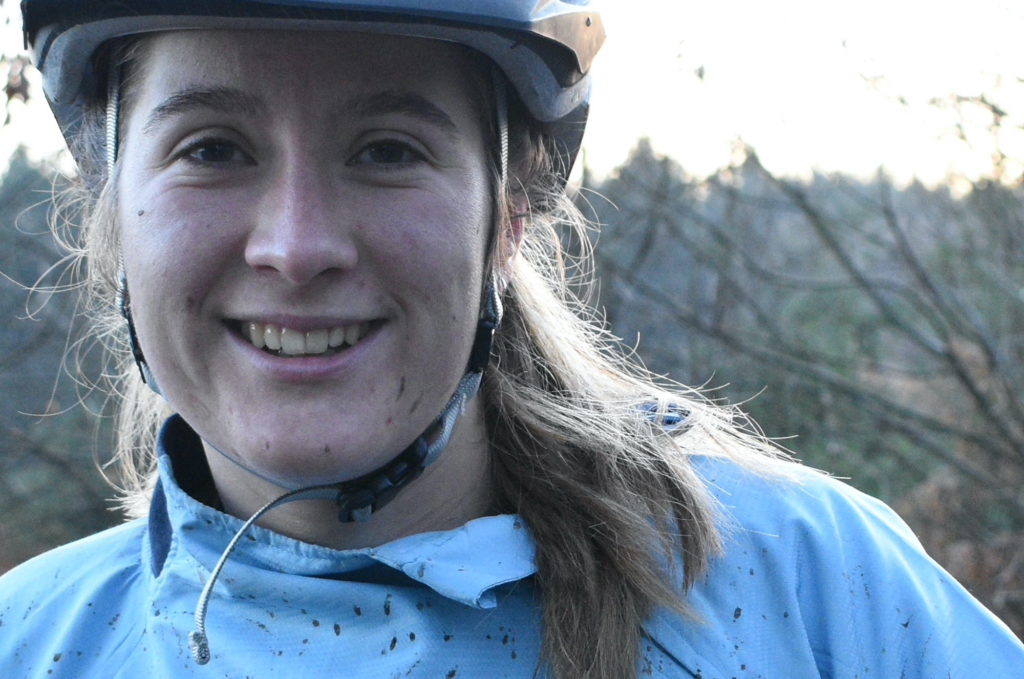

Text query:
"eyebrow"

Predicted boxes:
[[349, 90, 459, 136], [143, 86, 265, 135], [141, 86, 459, 137]]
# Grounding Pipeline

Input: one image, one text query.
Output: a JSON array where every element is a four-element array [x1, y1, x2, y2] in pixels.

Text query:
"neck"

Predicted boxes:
[[200, 399, 493, 550]]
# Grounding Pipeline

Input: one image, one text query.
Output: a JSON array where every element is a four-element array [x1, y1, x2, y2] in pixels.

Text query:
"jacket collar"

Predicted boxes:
[[149, 414, 537, 609]]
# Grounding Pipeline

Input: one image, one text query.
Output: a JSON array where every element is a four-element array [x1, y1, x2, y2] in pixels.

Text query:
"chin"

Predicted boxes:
[[243, 439, 390, 489]]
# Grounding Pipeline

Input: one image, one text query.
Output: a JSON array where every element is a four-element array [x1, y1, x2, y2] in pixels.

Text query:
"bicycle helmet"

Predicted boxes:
[[22, 0, 605, 178]]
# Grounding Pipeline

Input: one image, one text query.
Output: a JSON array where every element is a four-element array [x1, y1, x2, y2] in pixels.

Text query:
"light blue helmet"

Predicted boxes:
[[22, 0, 605, 178]]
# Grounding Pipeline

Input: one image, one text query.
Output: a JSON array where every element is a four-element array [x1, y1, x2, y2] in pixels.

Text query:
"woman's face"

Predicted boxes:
[[117, 31, 493, 488]]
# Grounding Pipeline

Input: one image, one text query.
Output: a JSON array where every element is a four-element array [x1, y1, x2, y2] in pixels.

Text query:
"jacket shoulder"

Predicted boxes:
[[655, 456, 1024, 678], [0, 519, 148, 662], [1, 518, 146, 593], [694, 456, 922, 547]]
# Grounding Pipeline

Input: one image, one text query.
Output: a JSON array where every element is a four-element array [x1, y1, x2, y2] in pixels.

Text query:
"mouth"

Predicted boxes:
[[238, 320, 381, 357]]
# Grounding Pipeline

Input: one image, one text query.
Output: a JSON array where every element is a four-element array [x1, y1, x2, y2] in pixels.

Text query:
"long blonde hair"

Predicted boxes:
[[58, 41, 790, 679]]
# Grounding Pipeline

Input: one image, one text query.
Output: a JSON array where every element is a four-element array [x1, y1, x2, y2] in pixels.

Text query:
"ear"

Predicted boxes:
[[496, 191, 528, 289], [508, 192, 528, 248]]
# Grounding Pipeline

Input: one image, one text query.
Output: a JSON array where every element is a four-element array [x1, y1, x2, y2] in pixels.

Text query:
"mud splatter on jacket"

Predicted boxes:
[[2, 415, 1022, 677]]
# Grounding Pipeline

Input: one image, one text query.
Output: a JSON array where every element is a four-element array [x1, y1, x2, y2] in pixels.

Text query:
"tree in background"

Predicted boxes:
[[589, 132, 1024, 635], [0, 149, 117, 570], [0, 6, 118, 569]]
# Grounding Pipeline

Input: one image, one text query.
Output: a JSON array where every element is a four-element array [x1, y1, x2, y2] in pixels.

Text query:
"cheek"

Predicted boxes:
[[120, 185, 245, 287], [368, 180, 491, 272]]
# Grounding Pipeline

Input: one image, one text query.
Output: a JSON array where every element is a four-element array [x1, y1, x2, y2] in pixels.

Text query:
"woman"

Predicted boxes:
[[3, 2, 1022, 677]]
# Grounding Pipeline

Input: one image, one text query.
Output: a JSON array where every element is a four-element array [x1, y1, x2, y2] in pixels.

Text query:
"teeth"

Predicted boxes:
[[306, 329, 329, 354], [245, 321, 372, 356], [264, 324, 282, 351], [247, 322, 265, 349], [344, 323, 364, 346], [280, 327, 306, 355]]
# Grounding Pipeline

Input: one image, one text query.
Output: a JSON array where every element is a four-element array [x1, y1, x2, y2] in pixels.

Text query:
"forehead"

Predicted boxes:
[[131, 30, 488, 120]]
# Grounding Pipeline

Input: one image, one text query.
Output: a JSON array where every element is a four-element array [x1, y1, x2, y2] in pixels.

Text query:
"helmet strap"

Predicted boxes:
[[493, 65, 509, 187], [105, 61, 120, 175], [108, 60, 159, 390], [117, 263, 160, 390]]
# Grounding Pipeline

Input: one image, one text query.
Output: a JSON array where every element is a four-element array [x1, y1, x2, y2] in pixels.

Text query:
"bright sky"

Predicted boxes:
[[585, 0, 1024, 184], [3, 1, 1023, 185]]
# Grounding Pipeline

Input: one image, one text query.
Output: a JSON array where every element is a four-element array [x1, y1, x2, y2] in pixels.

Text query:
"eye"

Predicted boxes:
[[349, 140, 425, 167], [177, 138, 252, 166]]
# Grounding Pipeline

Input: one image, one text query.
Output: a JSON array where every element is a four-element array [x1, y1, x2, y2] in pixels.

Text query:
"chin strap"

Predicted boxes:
[[332, 275, 502, 523], [189, 282, 502, 665]]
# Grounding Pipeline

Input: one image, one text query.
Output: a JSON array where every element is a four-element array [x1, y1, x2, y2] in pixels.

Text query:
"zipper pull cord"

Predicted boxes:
[[188, 484, 339, 665], [188, 366, 491, 665]]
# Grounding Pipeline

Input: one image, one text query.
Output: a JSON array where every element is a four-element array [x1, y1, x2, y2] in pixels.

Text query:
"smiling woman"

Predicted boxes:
[[2, 2, 1023, 679], [119, 33, 493, 517]]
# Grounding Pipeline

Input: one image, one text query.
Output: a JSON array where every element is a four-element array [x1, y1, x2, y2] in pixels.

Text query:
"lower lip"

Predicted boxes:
[[228, 323, 384, 383]]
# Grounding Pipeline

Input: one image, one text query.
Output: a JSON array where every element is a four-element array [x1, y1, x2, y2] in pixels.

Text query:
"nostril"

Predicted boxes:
[[243, 236, 360, 285], [245, 186, 359, 284]]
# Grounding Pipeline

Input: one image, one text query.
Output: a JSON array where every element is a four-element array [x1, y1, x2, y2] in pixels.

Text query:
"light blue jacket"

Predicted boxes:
[[2, 415, 1021, 677]]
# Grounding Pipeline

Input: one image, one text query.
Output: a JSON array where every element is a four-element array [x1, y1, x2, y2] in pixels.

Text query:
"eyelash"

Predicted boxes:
[[173, 137, 427, 170], [348, 139, 427, 169], [177, 137, 251, 166]]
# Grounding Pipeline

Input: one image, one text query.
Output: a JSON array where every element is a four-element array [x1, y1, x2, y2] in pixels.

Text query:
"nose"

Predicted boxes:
[[244, 158, 358, 285]]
